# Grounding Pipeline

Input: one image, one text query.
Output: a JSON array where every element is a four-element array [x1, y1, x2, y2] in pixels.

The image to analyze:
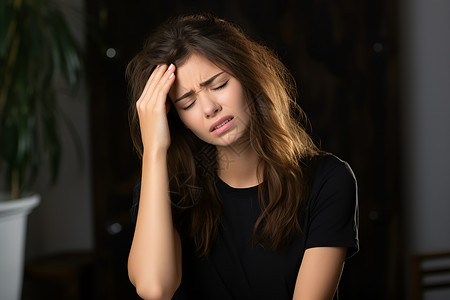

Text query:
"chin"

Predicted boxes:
[[193, 127, 248, 147], [215, 132, 250, 149]]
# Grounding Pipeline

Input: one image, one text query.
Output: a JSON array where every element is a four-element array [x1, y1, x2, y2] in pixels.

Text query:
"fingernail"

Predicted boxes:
[[169, 73, 174, 79], [168, 64, 174, 70]]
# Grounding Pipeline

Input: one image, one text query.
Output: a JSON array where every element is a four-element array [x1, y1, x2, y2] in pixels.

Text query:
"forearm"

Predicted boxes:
[[128, 150, 181, 299], [293, 247, 346, 300]]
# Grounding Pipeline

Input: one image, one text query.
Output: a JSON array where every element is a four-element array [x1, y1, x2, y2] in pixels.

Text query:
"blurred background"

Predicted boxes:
[[4, 0, 449, 299]]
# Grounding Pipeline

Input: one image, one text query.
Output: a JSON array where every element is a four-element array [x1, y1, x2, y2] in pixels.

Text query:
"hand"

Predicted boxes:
[[136, 64, 176, 153]]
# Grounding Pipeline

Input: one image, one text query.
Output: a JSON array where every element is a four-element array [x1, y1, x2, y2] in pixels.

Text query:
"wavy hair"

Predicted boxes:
[[126, 13, 319, 256]]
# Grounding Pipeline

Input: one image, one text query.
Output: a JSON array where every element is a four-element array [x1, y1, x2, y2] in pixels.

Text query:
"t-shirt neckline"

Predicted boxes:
[[216, 175, 260, 192]]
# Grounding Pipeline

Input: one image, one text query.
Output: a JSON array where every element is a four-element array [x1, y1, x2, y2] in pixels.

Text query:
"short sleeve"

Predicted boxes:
[[305, 155, 359, 258]]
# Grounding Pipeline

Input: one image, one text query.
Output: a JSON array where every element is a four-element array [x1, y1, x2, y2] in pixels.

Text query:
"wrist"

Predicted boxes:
[[142, 147, 168, 161]]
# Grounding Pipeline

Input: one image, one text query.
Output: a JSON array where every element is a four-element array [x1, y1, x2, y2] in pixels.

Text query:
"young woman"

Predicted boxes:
[[127, 13, 359, 300]]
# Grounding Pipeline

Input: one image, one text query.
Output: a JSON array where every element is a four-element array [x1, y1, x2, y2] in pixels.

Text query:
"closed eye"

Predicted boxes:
[[182, 100, 196, 110], [212, 80, 229, 91], [182, 79, 229, 110]]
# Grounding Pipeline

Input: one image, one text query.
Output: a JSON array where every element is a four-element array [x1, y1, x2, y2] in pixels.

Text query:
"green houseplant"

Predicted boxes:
[[0, 0, 83, 298], [0, 0, 82, 199]]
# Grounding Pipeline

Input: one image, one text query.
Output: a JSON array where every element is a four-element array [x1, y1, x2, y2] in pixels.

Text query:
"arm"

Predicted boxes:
[[292, 157, 359, 299], [128, 64, 182, 300], [292, 247, 347, 300]]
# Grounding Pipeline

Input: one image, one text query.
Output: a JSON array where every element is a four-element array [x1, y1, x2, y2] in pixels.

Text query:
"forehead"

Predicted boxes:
[[170, 54, 224, 94], [177, 53, 222, 77]]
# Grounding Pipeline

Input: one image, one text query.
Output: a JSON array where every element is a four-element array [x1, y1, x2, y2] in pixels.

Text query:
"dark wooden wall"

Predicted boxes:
[[86, 0, 403, 299]]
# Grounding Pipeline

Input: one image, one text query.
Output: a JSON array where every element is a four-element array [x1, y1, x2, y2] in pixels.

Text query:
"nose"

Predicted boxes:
[[200, 94, 221, 119]]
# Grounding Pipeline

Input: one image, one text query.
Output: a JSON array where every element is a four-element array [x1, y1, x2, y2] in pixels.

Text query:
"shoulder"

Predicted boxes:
[[309, 153, 357, 197], [313, 153, 356, 181], [304, 153, 359, 257], [307, 153, 358, 211]]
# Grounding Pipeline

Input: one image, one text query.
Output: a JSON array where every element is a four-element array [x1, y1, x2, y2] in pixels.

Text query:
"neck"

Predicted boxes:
[[216, 143, 261, 188]]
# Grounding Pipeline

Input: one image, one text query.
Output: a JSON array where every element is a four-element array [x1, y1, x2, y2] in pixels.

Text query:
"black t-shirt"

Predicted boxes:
[[131, 154, 359, 300]]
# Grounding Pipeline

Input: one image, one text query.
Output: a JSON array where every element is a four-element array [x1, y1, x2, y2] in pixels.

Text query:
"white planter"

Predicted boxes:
[[0, 194, 40, 300]]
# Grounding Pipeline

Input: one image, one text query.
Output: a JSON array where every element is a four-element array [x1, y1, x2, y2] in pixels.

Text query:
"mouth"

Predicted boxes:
[[210, 116, 235, 135]]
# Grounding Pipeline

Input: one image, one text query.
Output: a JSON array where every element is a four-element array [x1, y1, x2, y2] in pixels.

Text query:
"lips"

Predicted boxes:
[[210, 115, 234, 132]]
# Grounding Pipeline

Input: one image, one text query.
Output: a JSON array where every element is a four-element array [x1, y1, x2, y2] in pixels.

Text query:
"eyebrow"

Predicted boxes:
[[174, 72, 225, 103]]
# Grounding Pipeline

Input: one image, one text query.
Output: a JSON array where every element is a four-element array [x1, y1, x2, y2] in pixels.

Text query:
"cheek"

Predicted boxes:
[[230, 84, 247, 106], [232, 89, 250, 116], [176, 110, 198, 131], [177, 113, 189, 128]]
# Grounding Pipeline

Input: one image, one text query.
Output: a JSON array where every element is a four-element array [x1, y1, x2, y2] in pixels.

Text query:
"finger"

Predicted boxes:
[[154, 64, 176, 108], [163, 72, 175, 115], [139, 65, 160, 100], [139, 64, 168, 103], [160, 64, 176, 96]]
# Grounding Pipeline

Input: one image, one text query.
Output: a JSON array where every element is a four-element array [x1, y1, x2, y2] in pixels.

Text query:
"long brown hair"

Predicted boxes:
[[126, 13, 319, 256]]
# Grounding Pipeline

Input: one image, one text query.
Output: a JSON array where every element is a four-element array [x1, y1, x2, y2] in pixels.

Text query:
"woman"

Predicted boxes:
[[127, 13, 359, 300]]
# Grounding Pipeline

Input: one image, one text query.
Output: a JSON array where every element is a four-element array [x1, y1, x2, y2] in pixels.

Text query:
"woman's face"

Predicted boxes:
[[169, 54, 250, 147]]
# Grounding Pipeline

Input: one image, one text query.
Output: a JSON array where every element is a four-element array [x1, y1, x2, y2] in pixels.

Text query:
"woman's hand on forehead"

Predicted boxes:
[[136, 64, 176, 152]]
